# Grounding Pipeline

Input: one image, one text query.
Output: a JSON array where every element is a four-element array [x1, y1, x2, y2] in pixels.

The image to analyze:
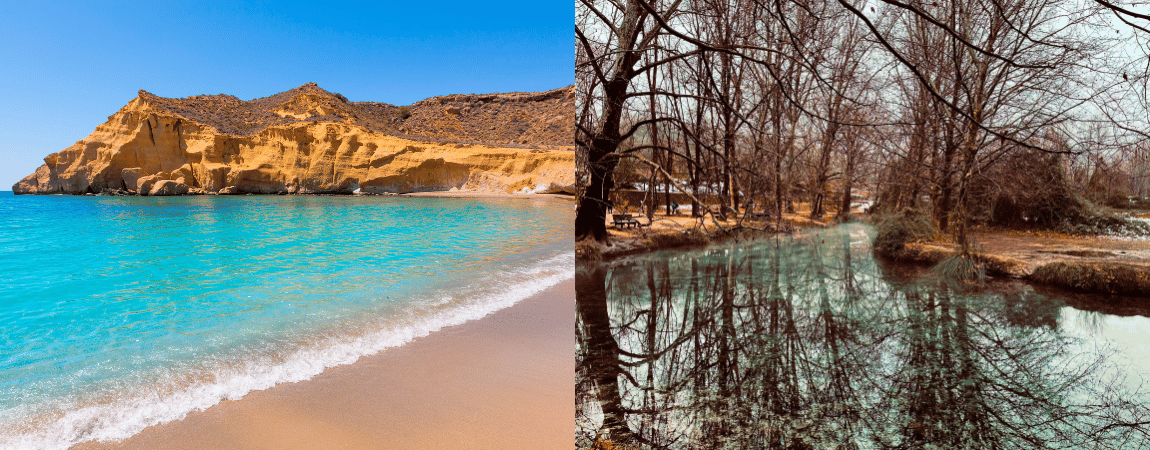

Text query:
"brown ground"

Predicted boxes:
[[596, 204, 846, 259], [962, 229, 1150, 269], [138, 83, 574, 147], [893, 228, 1150, 296], [599, 202, 1150, 268], [594, 203, 1150, 297]]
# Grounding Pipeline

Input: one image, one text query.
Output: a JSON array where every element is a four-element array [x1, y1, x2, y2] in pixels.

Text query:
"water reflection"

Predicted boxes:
[[577, 223, 1150, 449]]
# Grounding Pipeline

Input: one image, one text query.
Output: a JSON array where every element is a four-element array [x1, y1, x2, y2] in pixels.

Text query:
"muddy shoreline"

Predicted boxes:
[[586, 213, 1150, 297]]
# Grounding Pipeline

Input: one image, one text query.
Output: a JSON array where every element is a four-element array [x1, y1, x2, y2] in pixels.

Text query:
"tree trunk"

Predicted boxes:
[[574, 0, 646, 241]]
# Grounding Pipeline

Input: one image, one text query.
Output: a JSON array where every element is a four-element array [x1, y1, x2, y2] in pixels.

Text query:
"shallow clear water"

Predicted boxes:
[[577, 223, 1150, 449], [0, 192, 572, 449]]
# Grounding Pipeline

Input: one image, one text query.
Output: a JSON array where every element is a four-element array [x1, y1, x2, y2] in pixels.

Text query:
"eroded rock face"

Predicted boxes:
[[13, 84, 575, 195]]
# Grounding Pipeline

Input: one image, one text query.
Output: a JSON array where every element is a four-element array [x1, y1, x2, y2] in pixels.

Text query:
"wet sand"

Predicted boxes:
[[399, 191, 576, 200], [75, 279, 574, 450]]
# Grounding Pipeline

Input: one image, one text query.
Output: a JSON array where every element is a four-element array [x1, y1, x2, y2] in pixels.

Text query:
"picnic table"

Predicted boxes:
[[745, 211, 774, 221], [612, 213, 648, 229]]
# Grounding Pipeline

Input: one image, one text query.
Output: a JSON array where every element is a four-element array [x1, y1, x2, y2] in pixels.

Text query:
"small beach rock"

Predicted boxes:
[[137, 175, 162, 194], [149, 179, 189, 195], [149, 180, 190, 196], [121, 168, 142, 190]]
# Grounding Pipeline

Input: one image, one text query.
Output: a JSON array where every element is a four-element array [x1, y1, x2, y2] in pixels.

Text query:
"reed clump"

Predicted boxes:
[[576, 238, 603, 263], [934, 254, 987, 285]]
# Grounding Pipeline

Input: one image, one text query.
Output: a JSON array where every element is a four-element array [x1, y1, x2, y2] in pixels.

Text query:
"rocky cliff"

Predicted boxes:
[[13, 83, 575, 195]]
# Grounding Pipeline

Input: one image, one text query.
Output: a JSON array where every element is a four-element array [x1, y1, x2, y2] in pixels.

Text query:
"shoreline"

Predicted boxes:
[[74, 278, 574, 450], [399, 191, 576, 200], [878, 233, 1150, 297], [7, 190, 576, 199], [582, 210, 837, 263], [587, 209, 1150, 298]]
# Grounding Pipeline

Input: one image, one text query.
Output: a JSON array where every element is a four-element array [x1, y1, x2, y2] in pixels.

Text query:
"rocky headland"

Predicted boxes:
[[13, 83, 575, 195]]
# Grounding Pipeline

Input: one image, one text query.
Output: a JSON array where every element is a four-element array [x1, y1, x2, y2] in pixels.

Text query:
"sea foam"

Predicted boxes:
[[0, 252, 572, 450], [0, 194, 572, 450]]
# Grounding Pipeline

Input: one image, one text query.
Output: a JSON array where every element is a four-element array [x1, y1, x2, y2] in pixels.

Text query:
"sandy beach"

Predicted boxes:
[[74, 279, 574, 450], [399, 191, 577, 200]]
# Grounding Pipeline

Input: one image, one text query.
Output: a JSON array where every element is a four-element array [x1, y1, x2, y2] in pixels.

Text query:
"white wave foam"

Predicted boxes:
[[0, 252, 573, 450]]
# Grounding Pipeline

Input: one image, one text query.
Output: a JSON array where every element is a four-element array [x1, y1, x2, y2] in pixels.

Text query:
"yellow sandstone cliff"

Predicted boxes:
[[13, 83, 575, 195]]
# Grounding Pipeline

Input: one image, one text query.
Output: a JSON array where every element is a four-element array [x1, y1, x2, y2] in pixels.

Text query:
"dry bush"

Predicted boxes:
[[873, 207, 938, 257], [576, 238, 603, 262], [1030, 262, 1150, 296], [934, 254, 987, 285], [971, 149, 1150, 236]]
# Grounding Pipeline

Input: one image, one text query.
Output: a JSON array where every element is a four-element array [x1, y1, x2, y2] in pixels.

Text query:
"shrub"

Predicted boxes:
[[873, 207, 938, 257], [642, 229, 709, 249], [398, 106, 412, 120]]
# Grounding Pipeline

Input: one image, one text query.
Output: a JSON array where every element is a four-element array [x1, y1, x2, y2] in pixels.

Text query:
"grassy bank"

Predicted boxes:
[[873, 209, 1150, 297]]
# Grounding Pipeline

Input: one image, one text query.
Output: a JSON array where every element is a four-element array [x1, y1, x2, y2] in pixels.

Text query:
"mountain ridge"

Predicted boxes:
[[14, 84, 574, 195]]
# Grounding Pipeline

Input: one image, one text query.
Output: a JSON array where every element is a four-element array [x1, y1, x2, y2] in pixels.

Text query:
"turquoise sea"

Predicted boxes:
[[0, 192, 573, 449]]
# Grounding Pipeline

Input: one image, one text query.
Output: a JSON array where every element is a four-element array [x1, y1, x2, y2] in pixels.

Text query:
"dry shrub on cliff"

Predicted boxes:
[[142, 83, 572, 147]]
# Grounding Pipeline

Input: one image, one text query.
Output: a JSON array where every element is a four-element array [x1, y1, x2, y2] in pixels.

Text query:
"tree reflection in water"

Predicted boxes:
[[576, 223, 1150, 449]]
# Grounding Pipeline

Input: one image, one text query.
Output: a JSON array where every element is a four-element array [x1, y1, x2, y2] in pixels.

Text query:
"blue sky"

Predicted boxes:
[[0, 1, 571, 189]]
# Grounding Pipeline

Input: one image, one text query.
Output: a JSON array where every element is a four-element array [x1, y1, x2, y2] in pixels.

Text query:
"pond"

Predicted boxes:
[[577, 223, 1150, 449]]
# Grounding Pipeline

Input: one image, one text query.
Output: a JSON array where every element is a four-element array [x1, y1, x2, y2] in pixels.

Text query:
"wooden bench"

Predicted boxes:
[[745, 212, 774, 221], [612, 213, 648, 229]]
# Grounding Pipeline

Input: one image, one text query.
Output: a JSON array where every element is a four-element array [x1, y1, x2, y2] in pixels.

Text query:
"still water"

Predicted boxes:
[[577, 223, 1150, 449]]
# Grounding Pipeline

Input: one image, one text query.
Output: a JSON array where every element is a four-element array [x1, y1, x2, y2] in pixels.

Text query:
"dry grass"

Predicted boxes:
[[896, 242, 1032, 279], [576, 238, 603, 263], [641, 228, 711, 249], [934, 254, 987, 285], [972, 252, 1031, 278], [1031, 262, 1150, 296], [580, 439, 645, 450], [881, 225, 1150, 296]]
